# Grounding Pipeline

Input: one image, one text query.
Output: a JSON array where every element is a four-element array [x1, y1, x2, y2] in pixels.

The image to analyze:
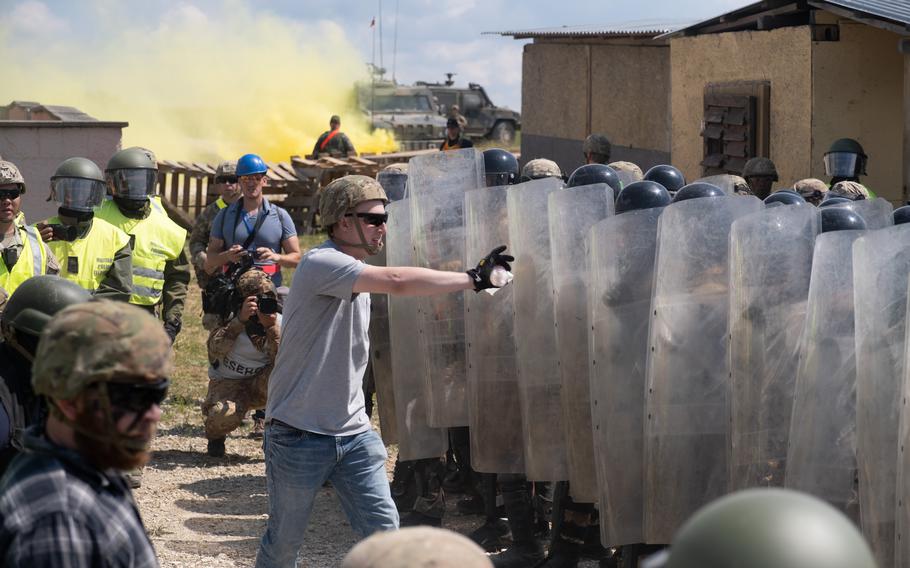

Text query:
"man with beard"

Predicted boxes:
[[0, 300, 171, 566]]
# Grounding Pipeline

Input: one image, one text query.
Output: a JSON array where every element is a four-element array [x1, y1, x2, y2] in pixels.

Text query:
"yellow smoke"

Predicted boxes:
[[0, 1, 397, 162]]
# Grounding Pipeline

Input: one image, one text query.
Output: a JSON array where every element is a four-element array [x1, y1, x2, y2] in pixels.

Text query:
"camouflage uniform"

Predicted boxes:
[[312, 116, 357, 158], [0, 161, 60, 280], [201, 270, 281, 440], [520, 158, 563, 181]]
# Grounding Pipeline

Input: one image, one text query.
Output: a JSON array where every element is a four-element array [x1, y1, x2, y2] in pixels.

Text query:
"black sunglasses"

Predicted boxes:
[[0, 189, 21, 201], [215, 176, 238, 184], [345, 212, 388, 227], [106, 379, 170, 413]]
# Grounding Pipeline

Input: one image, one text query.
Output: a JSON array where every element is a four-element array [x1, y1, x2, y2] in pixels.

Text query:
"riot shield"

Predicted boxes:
[[366, 246, 397, 445], [589, 206, 664, 547], [855, 225, 910, 568], [376, 171, 408, 202], [508, 176, 569, 481], [549, 183, 614, 501], [785, 230, 865, 522], [408, 149, 483, 427], [643, 195, 762, 544], [896, 278, 910, 568], [728, 206, 818, 491], [693, 174, 738, 195], [464, 186, 524, 474], [832, 197, 893, 230], [386, 199, 449, 460]]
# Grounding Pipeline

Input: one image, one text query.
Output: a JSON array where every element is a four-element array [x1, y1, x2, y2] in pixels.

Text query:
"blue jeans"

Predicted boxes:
[[255, 421, 398, 568]]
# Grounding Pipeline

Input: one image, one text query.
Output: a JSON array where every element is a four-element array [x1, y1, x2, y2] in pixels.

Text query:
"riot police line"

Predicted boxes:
[[374, 146, 910, 568]]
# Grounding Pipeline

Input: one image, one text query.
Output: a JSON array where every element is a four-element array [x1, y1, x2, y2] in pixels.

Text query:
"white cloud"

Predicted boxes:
[[9, 1, 67, 34]]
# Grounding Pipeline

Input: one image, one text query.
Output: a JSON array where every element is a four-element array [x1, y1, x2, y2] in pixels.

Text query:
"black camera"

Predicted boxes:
[[257, 295, 279, 315], [201, 252, 256, 320], [48, 224, 79, 242]]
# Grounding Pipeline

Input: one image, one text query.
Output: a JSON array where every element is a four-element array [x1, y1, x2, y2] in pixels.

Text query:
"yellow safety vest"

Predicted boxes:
[[97, 198, 186, 306], [215, 197, 227, 210], [46, 216, 130, 294], [0, 223, 48, 294]]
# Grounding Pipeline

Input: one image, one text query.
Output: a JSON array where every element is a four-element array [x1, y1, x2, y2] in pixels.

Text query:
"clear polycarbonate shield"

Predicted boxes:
[[728, 206, 818, 491], [613, 170, 639, 191], [464, 186, 524, 474], [50, 177, 106, 212], [589, 206, 664, 546], [108, 169, 157, 199], [693, 174, 739, 195], [643, 195, 762, 544], [376, 171, 408, 202], [785, 230, 865, 523], [824, 152, 859, 177], [896, 282, 910, 568], [408, 148, 483, 427], [508, 176, 569, 481], [832, 197, 894, 230], [854, 225, 910, 568], [549, 183, 614, 501], [386, 198, 448, 460]]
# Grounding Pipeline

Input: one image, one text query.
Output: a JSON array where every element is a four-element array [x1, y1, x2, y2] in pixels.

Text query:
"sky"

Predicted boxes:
[[0, 0, 753, 160]]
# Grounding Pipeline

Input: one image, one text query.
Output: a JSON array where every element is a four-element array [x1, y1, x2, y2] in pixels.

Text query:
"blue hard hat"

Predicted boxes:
[[236, 154, 268, 176]]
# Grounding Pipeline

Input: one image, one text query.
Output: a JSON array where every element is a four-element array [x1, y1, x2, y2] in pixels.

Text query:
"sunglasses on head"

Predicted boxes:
[[345, 212, 388, 227], [106, 378, 170, 414], [0, 189, 21, 201], [215, 176, 238, 184]]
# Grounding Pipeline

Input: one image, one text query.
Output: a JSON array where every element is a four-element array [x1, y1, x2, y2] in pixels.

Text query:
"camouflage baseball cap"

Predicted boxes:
[[830, 180, 870, 200], [382, 162, 409, 175], [342, 527, 493, 568], [32, 300, 174, 400], [319, 175, 388, 228], [215, 160, 238, 178], [608, 161, 644, 182], [583, 134, 612, 157], [0, 160, 26, 192], [521, 158, 562, 181], [237, 269, 276, 298]]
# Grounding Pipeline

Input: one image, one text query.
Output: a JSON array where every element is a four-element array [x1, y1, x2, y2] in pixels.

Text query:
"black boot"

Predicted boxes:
[[537, 481, 582, 568], [390, 458, 417, 512], [491, 475, 545, 568], [469, 517, 512, 552], [400, 458, 446, 527]]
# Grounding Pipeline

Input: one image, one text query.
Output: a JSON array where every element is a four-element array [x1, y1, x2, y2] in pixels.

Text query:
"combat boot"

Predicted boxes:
[[207, 438, 226, 458], [490, 480, 545, 568], [468, 517, 511, 552]]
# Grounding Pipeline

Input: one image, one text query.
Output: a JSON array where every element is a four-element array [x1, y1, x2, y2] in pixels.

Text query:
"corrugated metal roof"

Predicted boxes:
[[486, 19, 694, 39], [818, 0, 910, 27]]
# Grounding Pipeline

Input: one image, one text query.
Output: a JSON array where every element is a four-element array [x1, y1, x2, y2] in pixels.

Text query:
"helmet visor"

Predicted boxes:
[[484, 172, 514, 188], [824, 152, 858, 177], [50, 178, 105, 212], [108, 169, 157, 199]]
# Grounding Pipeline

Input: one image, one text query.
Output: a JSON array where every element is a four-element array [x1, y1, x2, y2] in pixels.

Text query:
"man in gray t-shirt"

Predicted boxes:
[[256, 175, 514, 568]]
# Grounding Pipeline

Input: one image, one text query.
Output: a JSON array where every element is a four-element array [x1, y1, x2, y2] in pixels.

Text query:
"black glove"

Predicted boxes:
[[163, 320, 182, 344], [466, 245, 514, 292]]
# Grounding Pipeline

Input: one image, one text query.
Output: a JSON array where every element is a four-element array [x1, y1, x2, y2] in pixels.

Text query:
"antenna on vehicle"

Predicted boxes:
[[378, 0, 384, 79], [445, 73, 456, 87], [392, 0, 399, 82]]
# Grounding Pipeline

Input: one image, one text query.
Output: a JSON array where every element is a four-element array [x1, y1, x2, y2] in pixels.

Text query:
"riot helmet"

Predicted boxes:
[[672, 182, 725, 203], [894, 205, 910, 226], [567, 163, 622, 194], [820, 207, 867, 233], [377, 163, 409, 202], [763, 190, 805, 207], [483, 148, 519, 187], [644, 165, 686, 194], [818, 195, 853, 208], [643, 489, 876, 568], [50, 158, 106, 213], [1, 275, 91, 361], [106, 146, 158, 202], [824, 138, 866, 179], [615, 180, 671, 215]]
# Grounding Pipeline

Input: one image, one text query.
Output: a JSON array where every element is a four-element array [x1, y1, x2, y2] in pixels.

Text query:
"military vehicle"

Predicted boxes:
[[357, 80, 447, 151], [418, 74, 521, 144]]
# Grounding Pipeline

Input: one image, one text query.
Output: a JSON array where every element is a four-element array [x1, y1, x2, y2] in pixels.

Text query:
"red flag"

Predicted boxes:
[[370, 17, 375, 27]]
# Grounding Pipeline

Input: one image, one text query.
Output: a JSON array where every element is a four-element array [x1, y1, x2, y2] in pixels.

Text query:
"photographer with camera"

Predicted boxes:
[[202, 269, 281, 457]]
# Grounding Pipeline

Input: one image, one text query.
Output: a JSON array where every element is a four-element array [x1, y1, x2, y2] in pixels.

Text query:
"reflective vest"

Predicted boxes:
[[0, 223, 48, 294], [214, 197, 228, 210], [46, 217, 130, 294], [97, 198, 186, 306]]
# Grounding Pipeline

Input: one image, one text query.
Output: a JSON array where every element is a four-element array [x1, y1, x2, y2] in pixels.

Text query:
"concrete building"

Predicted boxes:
[[492, 21, 688, 175], [0, 101, 127, 221]]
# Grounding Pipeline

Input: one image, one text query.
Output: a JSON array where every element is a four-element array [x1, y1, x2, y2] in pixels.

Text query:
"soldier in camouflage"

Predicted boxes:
[[582, 134, 612, 165], [519, 158, 563, 182], [0, 300, 170, 566], [202, 269, 281, 457], [312, 115, 357, 159], [190, 160, 240, 329]]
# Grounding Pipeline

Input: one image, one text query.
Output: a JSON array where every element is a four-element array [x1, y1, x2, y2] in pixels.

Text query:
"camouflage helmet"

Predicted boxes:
[[215, 160, 238, 178], [608, 161, 644, 183], [520, 158, 562, 182], [730, 175, 753, 196], [342, 527, 493, 568], [582, 134, 612, 160], [646, 488, 876, 568], [382, 162, 409, 175], [829, 180, 870, 200], [32, 300, 174, 400], [0, 160, 26, 193], [237, 269, 276, 298], [319, 175, 388, 228], [742, 157, 779, 181]]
